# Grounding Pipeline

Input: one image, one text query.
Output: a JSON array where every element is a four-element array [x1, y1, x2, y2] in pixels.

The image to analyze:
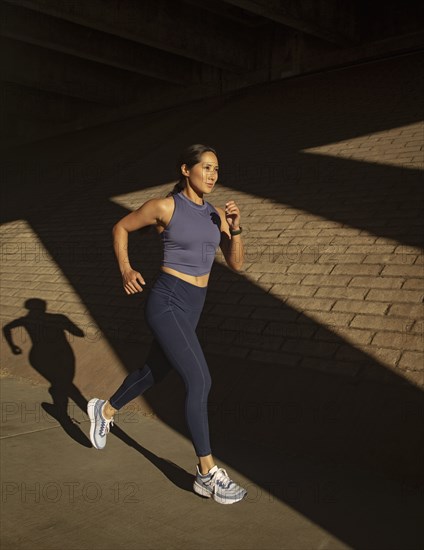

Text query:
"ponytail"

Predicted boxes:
[[166, 177, 186, 198]]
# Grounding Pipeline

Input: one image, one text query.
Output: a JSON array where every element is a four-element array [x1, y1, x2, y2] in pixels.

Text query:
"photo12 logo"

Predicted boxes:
[[1, 481, 140, 504]]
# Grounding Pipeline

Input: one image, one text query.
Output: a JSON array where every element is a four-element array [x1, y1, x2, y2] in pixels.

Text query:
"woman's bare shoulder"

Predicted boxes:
[[160, 194, 175, 212], [143, 195, 174, 213], [153, 195, 175, 228], [151, 195, 174, 205]]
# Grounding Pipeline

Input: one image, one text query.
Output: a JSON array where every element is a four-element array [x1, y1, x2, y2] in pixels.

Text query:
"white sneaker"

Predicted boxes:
[[87, 398, 114, 450], [193, 464, 247, 504]]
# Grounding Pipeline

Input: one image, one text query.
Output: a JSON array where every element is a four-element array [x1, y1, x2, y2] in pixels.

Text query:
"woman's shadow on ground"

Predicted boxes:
[[2, 297, 92, 447]]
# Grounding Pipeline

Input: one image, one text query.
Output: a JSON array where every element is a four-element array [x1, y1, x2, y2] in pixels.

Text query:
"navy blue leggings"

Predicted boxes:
[[109, 271, 212, 457]]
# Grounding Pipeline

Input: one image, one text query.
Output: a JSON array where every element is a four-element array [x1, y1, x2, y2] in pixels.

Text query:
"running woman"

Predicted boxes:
[[88, 144, 247, 504]]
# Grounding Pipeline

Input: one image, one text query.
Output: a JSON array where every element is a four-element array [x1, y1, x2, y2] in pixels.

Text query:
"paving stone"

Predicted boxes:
[[350, 314, 411, 332], [372, 331, 423, 353]]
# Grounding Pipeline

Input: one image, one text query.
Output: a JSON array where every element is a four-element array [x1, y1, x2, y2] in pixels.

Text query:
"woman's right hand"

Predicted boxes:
[[121, 268, 146, 294]]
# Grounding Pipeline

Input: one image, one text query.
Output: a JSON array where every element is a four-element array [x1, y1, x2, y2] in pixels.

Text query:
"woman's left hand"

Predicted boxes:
[[224, 200, 241, 230]]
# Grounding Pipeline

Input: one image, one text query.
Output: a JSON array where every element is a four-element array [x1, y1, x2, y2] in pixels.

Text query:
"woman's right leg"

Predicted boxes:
[[88, 337, 174, 448], [107, 338, 173, 411], [105, 273, 180, 414], [107, 363, 155, 411], [88, 274, 179, 448]]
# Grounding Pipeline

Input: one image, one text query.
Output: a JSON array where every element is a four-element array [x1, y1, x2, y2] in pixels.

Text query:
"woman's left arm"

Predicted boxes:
[[216, 201, 244, 272]]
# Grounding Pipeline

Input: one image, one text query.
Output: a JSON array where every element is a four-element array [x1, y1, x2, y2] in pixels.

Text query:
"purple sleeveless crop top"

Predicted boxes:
[[161, 190, 222, 276]]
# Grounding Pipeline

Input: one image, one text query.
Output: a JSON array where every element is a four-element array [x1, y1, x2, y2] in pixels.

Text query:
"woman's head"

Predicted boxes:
[[166, 144, 219, 197]]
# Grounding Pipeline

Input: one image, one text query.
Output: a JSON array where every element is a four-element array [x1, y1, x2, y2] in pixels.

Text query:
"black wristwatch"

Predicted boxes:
[[229, 226, 242, 236]]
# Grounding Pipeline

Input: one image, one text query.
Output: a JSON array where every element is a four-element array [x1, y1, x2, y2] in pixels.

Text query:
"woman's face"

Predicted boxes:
[[182, 151, 219, 194]]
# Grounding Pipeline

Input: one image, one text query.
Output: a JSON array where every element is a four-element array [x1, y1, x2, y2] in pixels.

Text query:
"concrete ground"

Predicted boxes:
[[1, 375, 423, 550]]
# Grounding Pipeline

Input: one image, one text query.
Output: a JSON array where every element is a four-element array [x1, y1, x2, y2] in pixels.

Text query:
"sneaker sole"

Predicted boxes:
[[213, 491, 247, 505], [87, 398, 103, 450], [193, 480, 247, 504]]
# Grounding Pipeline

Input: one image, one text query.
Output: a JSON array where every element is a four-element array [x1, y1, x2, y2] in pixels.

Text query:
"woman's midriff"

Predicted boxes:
[[160, 266, 209, 288]]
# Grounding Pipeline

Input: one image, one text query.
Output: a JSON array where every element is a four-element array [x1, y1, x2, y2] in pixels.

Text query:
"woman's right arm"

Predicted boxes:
[[112, 198, 165, 294]]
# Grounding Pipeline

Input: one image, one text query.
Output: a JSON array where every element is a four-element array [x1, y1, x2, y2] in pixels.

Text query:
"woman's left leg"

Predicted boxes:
[[146, 296, 213, 458]]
